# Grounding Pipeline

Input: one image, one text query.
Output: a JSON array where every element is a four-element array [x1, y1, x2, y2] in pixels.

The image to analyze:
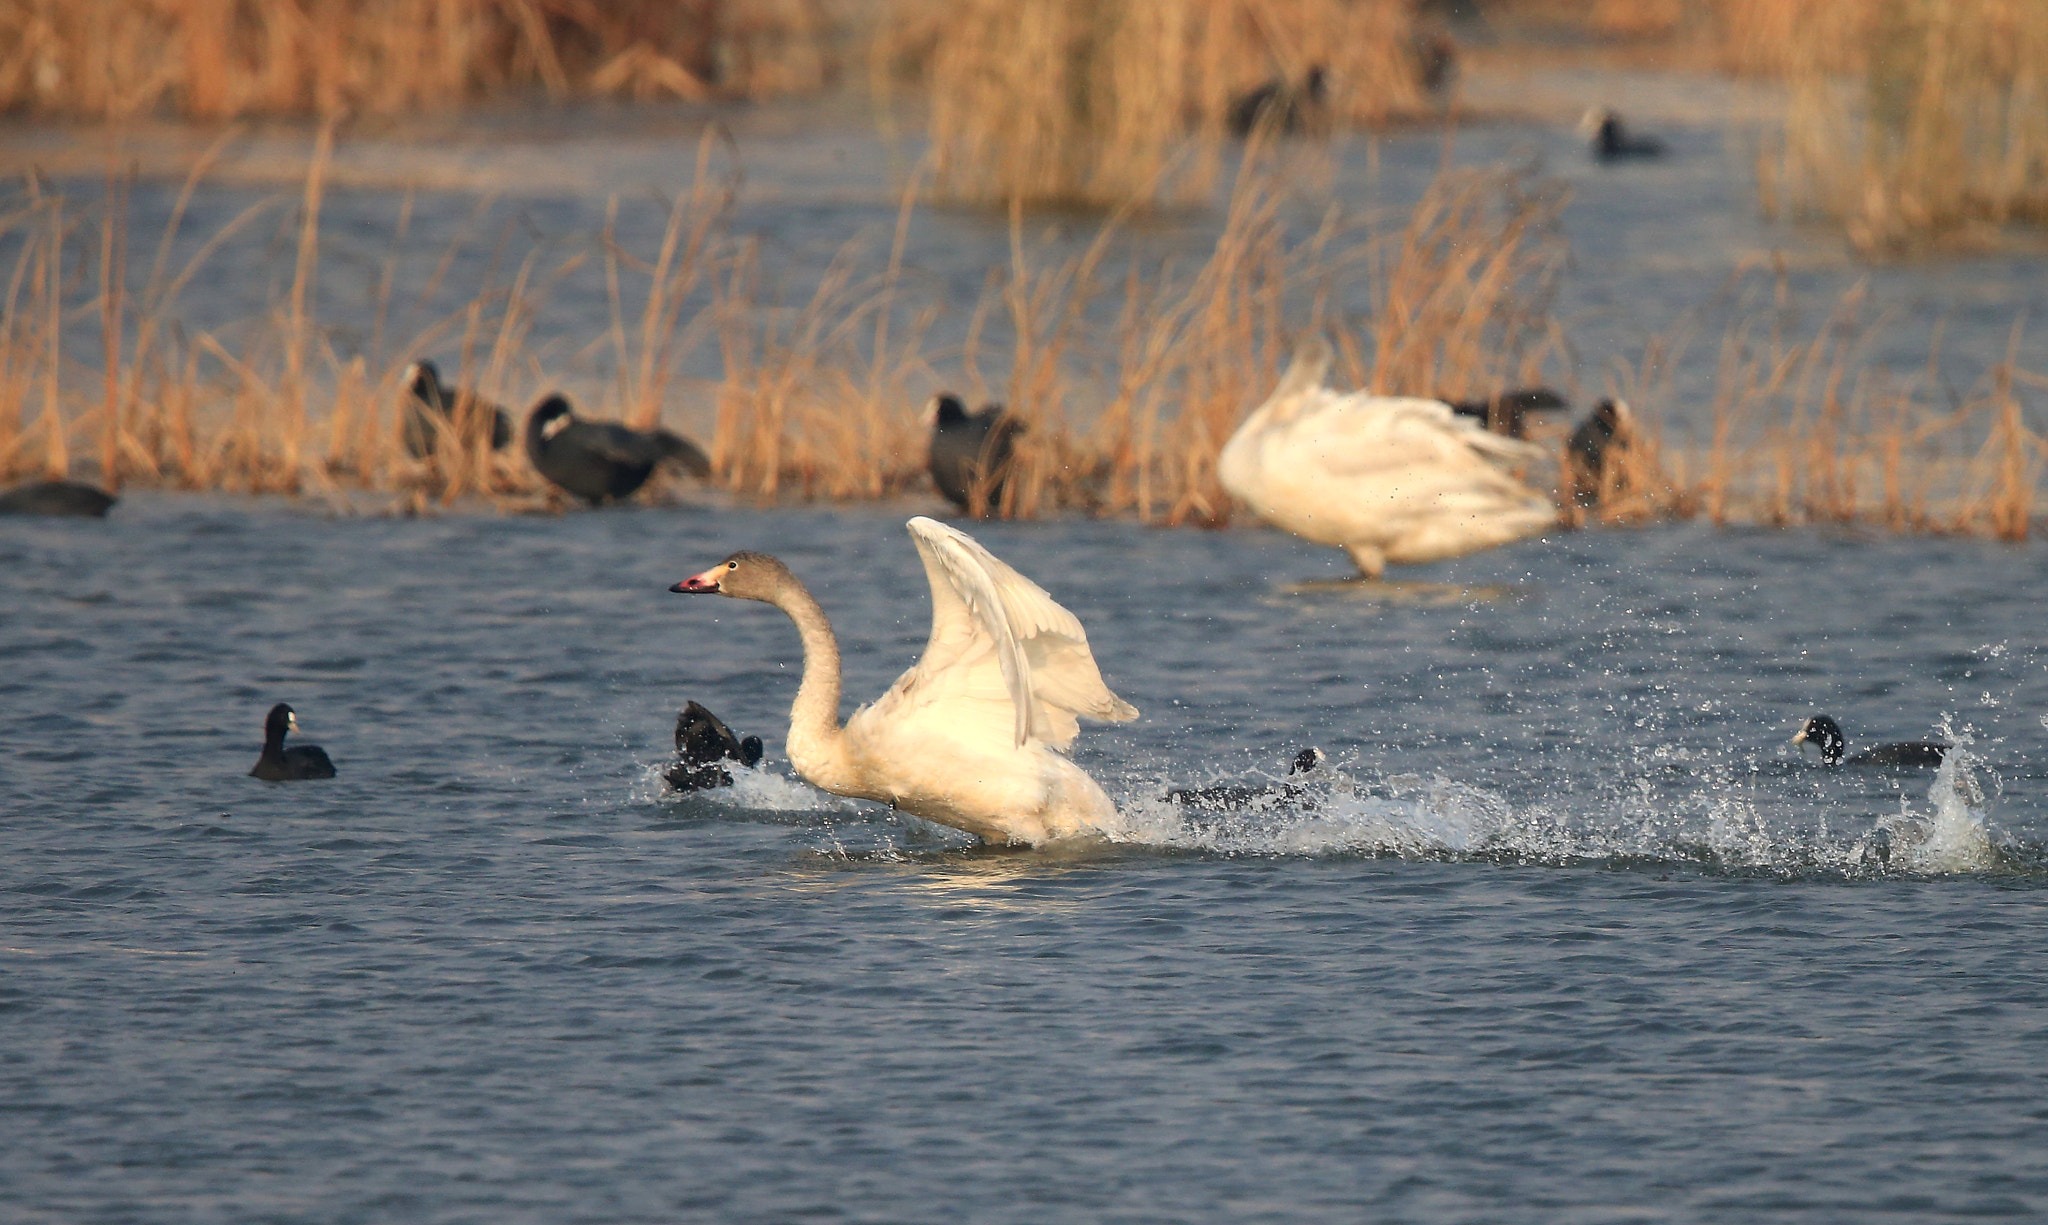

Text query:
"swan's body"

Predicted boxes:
[[672, 517, 1138, 845], [1218, 340, 1557, 577]]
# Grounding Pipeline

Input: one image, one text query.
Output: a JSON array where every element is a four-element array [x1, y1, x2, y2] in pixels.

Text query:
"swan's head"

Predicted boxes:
[[670, 550, 794, 601]]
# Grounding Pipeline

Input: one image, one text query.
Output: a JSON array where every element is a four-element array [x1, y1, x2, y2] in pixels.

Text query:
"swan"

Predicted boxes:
[[402, 360, 512, 458], [250, 703, 336, 781], [524, 394, 711, 505], [923, 393, 1024, 516], [1793, 715, 1949, 768], [1217, 338, 1557, 578], [669, 517, 1138, 845]]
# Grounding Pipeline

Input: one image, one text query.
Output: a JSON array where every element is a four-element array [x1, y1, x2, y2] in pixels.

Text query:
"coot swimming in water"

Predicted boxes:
[[250, 703, 337, 781], [0, 479, 117, 517], [1168, 747, 1324, 812], [1580, 108, 1667, 161], [524, 395, 711, 505], [1793, 715, 1949, 767], [666, 701, 765, 791]]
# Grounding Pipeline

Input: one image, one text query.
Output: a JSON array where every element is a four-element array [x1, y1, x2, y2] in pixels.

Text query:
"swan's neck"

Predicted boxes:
[[769, 578, 848, 781]]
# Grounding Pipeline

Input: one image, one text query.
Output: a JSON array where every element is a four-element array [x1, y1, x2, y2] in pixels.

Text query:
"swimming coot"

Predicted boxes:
[[524, 394, 711, 505], [1227, 67, 1329, 139], [1566, 398, 1635, 507], [1793, 715, 1949, 768], [665, 701, 765, 791], [250, 703, 337, 781], [924, 393, 1024, 516], [0, 479, 118, 517], [1167, 747, 1324, 812], [401, 360, 512, 458], [1580, 108, 1667, 162]]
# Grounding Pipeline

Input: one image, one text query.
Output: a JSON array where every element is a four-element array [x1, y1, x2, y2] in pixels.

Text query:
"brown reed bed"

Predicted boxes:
[[888, 0, 1441, 209], [1747, 0, 2048, 254], [0, 0, 836, 121], [3, 142, 2041, 541]]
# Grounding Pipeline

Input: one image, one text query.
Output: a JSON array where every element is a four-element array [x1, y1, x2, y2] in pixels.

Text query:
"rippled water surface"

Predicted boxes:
[[5, 497, 2047, 1223]]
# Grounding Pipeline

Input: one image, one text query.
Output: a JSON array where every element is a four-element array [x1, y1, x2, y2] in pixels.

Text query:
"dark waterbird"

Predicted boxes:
[[250, 703, 337, 781], [1227, 67, 1328, 139], [1168, 747, 1324, 812], [1446, 387, 1569, 439], [925, 393, 1024, 516], [402, 360, 512, 458], [1580, 107, 1667, 161], [1567, 397, 1634, 507], [666, 701, 765, 791], [0, 479, 117, 517], [1793, 715, 1949, 768], [524, 394, 712, 505]]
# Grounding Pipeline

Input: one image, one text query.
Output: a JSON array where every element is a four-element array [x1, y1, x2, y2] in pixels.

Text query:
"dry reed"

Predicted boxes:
[[0, 0, 835, 120], [1750, 0, 2048, 253], [3, 141, 2039, 540], [892, 0, 1436, 209]]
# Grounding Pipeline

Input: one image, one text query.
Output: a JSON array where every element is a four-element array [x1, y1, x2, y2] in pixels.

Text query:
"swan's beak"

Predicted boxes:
[[670, 566, 724, 594]]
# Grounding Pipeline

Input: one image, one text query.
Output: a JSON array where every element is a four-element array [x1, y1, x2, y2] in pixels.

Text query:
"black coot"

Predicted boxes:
[[250, 703, 337, 781], [1583, 108, 1667, 161], [1168, 747, 1324, 812], [0, 479, 117, 517], [925, 393, 1024, 516], [1567, 398, 1634, 507], [666, 701, 765, 791], [1793, 715, 1949, 768], [1446, 387, 1568, 439], [402, 360, 513, 458], [1227, 67, 1329, 139], [524, 395, 712, 505]]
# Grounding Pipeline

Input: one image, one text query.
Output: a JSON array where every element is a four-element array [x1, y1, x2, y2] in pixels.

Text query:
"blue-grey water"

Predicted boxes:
[[6, 69, 2048, 1222], [4, 497, 2046, 1223]]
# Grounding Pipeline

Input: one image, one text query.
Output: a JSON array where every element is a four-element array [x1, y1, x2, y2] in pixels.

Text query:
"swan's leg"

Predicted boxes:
[[1343, 542, 1387, 578]]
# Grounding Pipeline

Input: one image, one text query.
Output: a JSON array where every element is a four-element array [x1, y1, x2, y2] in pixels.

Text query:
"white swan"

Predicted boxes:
[[1217, 338, 1557, 577], [670, 517, 1139, 845]]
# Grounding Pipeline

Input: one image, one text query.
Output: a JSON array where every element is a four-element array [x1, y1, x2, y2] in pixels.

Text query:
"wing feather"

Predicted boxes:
[[897, 517, 1137, 750]]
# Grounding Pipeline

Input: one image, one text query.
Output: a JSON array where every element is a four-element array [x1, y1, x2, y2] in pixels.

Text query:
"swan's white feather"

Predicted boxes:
[[1218, 344, 1556, 574]]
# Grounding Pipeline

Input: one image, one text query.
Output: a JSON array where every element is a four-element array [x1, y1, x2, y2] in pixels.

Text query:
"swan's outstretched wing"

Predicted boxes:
[[885, 517, 1137, 750]]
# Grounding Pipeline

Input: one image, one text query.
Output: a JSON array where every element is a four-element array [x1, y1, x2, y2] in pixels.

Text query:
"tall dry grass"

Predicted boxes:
[[3, 141, 2039, 539], [891, 0, 1435, 209], [1749, 0, 2048, 253], [0, 0, 835, 120]]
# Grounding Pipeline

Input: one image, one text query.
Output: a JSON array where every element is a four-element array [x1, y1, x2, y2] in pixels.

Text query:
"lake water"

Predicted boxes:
[[4, 495, 2046, 1223], [5, 67, 2048, 1223]]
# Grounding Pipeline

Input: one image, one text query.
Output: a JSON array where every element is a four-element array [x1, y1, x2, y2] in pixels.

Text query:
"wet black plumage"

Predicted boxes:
[[1446, 387, 1569, 439], [1168, 748, 1323, 812], [926, 393, 1024, 516], [666, 701, 765, 791], [524, 394, 712, 505], [250, 703, 337, 781], [1793, 715, 1948, 768], [402, 360, 513, 458], [0, 479, 117, 517]]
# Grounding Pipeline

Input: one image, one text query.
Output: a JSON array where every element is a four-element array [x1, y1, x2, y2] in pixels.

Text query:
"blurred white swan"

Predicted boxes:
[[1218, 338, 1557, 577], [671, 517, 1138, 845]]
